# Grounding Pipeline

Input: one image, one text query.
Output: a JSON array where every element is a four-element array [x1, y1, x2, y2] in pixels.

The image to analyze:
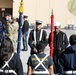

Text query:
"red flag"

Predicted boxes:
[[50, 9, 54, 57]]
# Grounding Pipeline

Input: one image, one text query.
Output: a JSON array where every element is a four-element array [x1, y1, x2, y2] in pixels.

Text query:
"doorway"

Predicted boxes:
[[0, 8, 12, 18]]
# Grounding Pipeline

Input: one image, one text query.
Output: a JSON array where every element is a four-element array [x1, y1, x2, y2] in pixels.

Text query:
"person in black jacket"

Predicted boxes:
[[28, 20, 48, 55], [48, 22, 68, 74], [0, 36, 23, 75], [22, 15, 29, 51]]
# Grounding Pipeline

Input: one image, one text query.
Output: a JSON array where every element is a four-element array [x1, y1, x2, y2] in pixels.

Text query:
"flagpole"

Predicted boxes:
[[17, 0, 24, 56], [50, 9, 54, 57]]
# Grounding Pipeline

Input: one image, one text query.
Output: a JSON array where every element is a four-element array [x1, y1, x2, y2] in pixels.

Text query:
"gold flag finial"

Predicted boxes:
[[19, 0, 24, 13]]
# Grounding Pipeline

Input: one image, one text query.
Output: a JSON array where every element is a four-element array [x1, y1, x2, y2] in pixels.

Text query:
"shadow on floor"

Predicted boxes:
[[24, 72, 27, 75]]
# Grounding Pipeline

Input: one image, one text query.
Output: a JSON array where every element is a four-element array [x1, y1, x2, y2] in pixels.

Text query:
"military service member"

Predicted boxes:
[[5, 20, 16, 52], [28, 20, 48, 55], [27, 42, 54, 75], [48, 22, 68, 74], [12, 17, 19, 52]]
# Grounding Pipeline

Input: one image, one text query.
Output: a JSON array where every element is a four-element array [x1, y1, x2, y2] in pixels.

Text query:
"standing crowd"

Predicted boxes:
[[0, 13, 76, 75], [0, 13, 19, 52]]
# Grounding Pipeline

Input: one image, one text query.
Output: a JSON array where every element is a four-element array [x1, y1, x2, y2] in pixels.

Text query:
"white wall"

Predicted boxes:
[[7, 0, 76, 27]]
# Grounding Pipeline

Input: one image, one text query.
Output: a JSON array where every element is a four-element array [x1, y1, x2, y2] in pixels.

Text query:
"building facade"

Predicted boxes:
[[0, 0, 76, 28]]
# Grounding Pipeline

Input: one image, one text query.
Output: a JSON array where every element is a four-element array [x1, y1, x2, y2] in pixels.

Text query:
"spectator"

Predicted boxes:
[[2, 13, 11, 31], [22, 15, 29, 51], [59, 34, 76, 75]]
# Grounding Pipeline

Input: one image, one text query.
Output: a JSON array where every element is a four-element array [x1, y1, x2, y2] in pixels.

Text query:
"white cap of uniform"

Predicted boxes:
[[54, 22, 61, 27], [35, 20, 42, 25]]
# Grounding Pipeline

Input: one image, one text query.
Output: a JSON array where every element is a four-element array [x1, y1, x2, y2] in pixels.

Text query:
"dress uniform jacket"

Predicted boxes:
[[48, 31, 68, 74], [59, 45, 76, 75], [48, 31, 68, 55], [28, 29, 48, 55]]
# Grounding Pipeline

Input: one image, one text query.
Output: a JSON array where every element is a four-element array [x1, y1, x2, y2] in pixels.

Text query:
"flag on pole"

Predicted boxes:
[[17, 0, 24, 56], [50, 9, 54, 57]]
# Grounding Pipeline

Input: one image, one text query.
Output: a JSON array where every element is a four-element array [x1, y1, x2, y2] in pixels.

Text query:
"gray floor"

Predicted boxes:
[[23, 73, 27, 75], [20, 29, 76, 74]]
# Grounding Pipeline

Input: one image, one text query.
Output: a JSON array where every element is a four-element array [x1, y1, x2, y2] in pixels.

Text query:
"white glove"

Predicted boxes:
[[33, 48, 37, 53], [32, 41, 36, 46]]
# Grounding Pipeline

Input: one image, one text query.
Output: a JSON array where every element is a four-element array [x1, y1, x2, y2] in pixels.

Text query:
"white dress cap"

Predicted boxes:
[[35, 20, 42, 25], [54, 22, 61, 27], [36, 20, 42, 24]]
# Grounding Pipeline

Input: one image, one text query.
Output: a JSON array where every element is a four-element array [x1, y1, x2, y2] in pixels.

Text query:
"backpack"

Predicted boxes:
[[0, 53, 17, 75]]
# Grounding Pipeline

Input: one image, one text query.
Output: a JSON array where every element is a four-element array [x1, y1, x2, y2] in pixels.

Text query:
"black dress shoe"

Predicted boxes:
[[22, 49, 28, 51], [22, 49, 25, 51], [25, 49, 28, 51]]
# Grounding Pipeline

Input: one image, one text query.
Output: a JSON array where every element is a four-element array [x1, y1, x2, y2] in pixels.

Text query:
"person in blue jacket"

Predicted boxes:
[[59, 34, 76, 75]]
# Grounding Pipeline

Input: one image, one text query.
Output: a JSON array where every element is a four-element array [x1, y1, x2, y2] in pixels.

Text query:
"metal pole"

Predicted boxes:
[[17, 0, 24, 56], [50, 9, 54, 57]]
